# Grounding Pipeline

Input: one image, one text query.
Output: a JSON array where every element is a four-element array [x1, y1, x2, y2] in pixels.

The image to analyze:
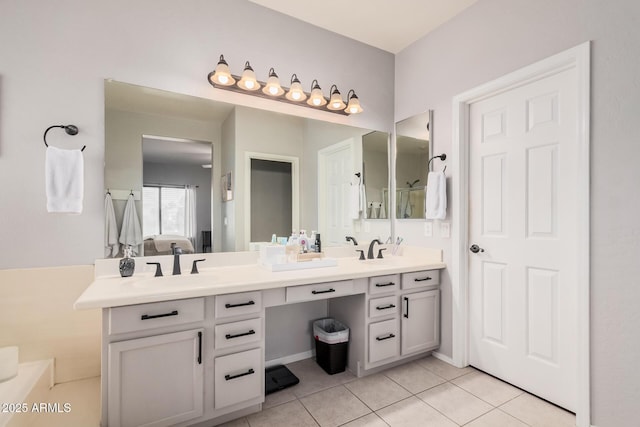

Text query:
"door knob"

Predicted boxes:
[[469, 244, 484, 253]]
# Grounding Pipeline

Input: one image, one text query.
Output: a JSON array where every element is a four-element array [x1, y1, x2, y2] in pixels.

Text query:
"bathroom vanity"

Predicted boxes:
[[75, 246, 444, 427]]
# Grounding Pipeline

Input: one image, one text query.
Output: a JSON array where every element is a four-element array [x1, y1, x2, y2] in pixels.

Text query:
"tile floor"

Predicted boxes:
[[14, 356, 576, 427]]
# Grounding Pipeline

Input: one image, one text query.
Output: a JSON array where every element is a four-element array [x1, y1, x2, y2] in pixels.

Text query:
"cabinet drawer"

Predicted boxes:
[[401, 270, 441, 290], [368, 318, 399, 364], [368, 295, 398, 319], [368, 274, 400, 295], [215, 318, 262, 350], [215, 291, 262, 319], [286, 280, 354, 303], [109, 298, 204, 335], [214, 348, 262, 408]]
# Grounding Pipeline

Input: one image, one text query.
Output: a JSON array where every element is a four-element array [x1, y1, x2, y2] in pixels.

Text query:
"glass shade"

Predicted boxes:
[[237, 62, 260, 91], [327, 86, 346, 110], [209, 55, 235, 86], [262, 68, 285, 96]]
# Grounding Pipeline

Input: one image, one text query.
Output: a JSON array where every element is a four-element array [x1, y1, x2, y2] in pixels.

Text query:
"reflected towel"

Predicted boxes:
[[425, 171, 447, 220], [104, 193, 119, 257], [349, 184, 360, 219], [45, 146, 84, 213], [119, 194, 143, 255], [379, 192, 386, 219], [360, 183, 367, 219]]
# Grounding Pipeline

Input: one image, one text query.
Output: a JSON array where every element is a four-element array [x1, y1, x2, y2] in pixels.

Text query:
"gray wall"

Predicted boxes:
[[394, 0, 640, 425], [250, 159, 292, 242], [0, 0, 394, 269]]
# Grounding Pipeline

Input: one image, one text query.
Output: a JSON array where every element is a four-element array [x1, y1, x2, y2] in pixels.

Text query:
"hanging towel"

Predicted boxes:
[[360, 183, 367, 219], [119, 194, 143, 255], [379, 191, 386, 219], [349, 183, 360, 219], [45, 146, 84, 213], [425, 171, 447, 220], [104, 193, 120, 257]]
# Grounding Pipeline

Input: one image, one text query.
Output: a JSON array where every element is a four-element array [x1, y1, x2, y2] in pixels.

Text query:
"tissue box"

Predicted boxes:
[[260, 245, 286, 265]]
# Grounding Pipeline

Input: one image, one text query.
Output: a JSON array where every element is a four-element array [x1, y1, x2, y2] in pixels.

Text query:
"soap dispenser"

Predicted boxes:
[[119, 246, 135, 277]]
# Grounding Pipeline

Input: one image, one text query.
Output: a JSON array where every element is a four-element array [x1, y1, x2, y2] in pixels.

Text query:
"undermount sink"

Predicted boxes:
[[121, 274, 218, 289]]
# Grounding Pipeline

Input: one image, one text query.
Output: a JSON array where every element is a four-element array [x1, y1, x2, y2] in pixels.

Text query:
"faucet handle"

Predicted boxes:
[[146, 262, 163, 277], [191, 259, 206, 274], [356, 250, 365, 260], [377, 248, 387, 259]]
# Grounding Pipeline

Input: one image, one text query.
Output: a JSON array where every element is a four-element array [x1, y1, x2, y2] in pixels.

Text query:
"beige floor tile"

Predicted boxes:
[[451, 370, 523, 406], [263, 388, 298, 409], [376, 396, 457, 427], [287, 358, 356, 398], [219, 416, 251, 426], [299, 385, 370, 427], [247, 400, 319, 427], [416, 356, 474, 380], [464, 408, 529, 427], [417, 382, 493, 425], [341, 412, 389, 427], [500, 393, 575, 427], [30, 376, 101, 427], [344, 374, 412, 411], [382, 361, 445, 394]]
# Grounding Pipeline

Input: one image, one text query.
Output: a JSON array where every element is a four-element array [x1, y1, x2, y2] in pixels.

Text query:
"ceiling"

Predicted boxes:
[[249, 0, 477, 53]]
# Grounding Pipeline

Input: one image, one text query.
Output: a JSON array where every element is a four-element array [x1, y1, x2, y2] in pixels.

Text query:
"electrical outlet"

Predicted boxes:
[[441, 222, 451, 238], [424, 222, 433, 237], [364, 221, 371, 232]]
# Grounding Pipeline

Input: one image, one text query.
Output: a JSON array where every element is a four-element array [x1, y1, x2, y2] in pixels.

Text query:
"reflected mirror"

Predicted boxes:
[[395, 111, 432, 219], [104, 80, 391, 256]]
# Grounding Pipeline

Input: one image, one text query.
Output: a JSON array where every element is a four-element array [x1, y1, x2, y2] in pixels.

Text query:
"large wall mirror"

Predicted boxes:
[[395, 111, 433, 220], [104, 80, 391, 256]]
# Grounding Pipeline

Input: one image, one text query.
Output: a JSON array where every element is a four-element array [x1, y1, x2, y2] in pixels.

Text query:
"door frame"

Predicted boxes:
[[244, 152, 299, 250], [450, 42, 590, 426]]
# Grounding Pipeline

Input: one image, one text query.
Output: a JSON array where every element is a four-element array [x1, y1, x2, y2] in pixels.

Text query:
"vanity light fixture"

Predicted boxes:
[[327, 85, 346, 111], [237, 61, 260, 91], [285, 74, 307, 102], [307, 80, 327, 107], [262, 68, 285, 96], [206, 55, 362, 115]]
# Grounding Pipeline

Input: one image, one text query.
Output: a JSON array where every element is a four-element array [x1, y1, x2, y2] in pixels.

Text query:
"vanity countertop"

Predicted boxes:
[[75, 246, 445, 310]]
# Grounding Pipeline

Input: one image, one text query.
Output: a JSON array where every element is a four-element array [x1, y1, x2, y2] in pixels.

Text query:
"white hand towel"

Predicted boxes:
[[425, 171, 447, 220], [45, 146, 84, 213], [104, 193, 120, 258], [360, 183, 367, 219], [379, 192, 386, 219], [349, 184, 360, 219], [119, 194, 143, 255]]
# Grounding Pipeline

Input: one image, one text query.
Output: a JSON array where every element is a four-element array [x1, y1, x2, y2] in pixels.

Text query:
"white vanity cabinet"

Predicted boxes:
[[104, 298, 206, 427], [401, 289, 440, 355]]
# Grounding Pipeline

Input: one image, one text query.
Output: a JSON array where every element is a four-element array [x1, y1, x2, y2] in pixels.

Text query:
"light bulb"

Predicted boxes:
[[313, 98, 321, 106], [292, 92, 301, 100], [350, 106, 358, 114], [269, 86, 278, 95], [245, 80, 255, 89], [218, 75, 229, 84]]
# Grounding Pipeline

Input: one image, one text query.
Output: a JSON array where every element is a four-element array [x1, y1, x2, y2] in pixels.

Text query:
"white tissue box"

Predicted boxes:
[[259, 245, 286, 265]]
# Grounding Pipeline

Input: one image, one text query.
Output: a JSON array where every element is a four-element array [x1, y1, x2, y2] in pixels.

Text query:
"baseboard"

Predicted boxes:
[[431, 351, 459, 367], [265, 350, 314, 368]]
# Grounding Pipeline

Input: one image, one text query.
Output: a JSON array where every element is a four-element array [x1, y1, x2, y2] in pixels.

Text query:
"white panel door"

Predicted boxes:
[[468, 67, 578, 411], [401, 290, 440, 355], [319, 140, 354, 246]]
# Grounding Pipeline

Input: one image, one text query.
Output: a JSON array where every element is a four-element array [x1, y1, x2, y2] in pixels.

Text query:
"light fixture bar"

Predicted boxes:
[[208, 74, 350, 115]]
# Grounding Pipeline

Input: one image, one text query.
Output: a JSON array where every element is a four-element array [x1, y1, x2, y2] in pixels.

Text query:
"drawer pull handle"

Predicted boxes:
[[375, 282, 395, 287], [376, 333, 396, 341], [141, 310, 178, 320], [225, 368, 255, 381], [414, 277, 433, 282], [376, 304, 396, 310], [311, 288, 335, 295], [197, 331, 202, 364], [226, 330, 256, 340], [225, 301, 255, 309]]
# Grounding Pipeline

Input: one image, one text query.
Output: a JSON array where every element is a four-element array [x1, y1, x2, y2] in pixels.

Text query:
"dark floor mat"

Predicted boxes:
[[265, 365, 300, 395]]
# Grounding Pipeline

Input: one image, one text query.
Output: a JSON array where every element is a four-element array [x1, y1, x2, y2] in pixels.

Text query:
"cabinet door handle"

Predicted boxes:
[[225, 301, 255, 309], [197, 331, 202, 365], [414, 276, 432, 282], [311, 288, 335, 295], [376, 304, 396, 310], [404, 296, 409, 318], [375, 282, 395, 287], [376, 333, 396, 341], [141, 310, 178, 320], [225, 330, 256, 340], [225, 368, 255, 381]]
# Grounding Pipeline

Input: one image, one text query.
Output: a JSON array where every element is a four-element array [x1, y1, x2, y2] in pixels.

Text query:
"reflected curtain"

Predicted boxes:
[[185, 185, 197, 248]]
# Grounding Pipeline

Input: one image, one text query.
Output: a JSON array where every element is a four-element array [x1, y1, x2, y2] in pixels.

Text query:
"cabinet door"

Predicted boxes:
[[401, 290, 440, 355], [108, 329, 204, 427]]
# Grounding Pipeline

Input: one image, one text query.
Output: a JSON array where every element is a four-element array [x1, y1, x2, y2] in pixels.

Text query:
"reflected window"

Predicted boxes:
[[143, 186, 186, 236]]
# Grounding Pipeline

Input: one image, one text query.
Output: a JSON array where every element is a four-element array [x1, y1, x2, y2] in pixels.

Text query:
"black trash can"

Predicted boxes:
[[313, 318, 349, 375]]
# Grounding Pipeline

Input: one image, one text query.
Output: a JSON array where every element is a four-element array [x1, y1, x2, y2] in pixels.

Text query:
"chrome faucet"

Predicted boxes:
[[367, 239, 382, 260], [346, 236, 359, 246], [171, 243, 182, 275]]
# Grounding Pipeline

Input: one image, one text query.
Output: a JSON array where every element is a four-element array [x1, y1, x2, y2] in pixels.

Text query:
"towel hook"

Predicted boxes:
[[43, 124, 85, 151], [355, 172, 362, 184], [428, 154, 447, 171]]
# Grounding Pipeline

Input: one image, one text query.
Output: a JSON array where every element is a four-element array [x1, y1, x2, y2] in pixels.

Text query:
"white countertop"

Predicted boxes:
[[75, 246, 445, 310]]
